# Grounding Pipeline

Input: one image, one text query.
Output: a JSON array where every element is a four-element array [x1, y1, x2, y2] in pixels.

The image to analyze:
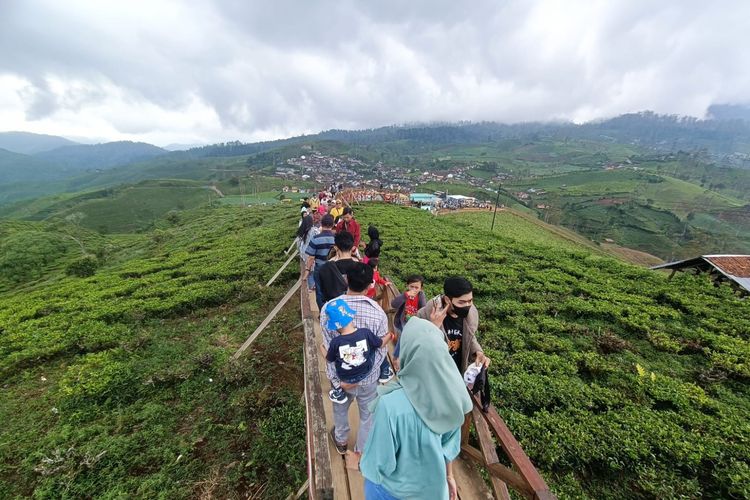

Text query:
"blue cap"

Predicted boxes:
[[325, 299, 356, 330]]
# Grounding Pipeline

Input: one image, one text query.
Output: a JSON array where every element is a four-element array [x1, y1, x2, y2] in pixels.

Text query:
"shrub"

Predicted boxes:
[[66, 255, 99, 277]]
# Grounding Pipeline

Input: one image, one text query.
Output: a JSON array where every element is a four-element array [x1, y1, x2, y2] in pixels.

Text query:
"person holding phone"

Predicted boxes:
[[417, 276, 490, 373]]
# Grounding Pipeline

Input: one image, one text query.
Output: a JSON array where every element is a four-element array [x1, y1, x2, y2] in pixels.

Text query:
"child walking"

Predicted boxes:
[[321, 298, 395, 404], [364, 258, 390, 300]]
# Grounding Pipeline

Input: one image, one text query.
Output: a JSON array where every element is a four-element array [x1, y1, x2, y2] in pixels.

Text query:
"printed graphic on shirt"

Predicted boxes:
[[443, 314, 464, 368], [338, 339, 369, 370], [447, 337, 462, 353], [404, 295, 419, 318]]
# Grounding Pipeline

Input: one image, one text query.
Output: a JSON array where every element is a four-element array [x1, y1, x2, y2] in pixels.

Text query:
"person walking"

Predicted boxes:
[[417, 277, 490, 373], [329, 199, 345, 222], [303, 214, 336, 307], [320, 263, 389, 455], [335, 207, 362, 248], [358, 317, 472, 499]]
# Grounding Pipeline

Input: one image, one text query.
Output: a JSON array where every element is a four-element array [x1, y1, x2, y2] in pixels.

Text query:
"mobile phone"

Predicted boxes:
[[433, 294, 450, 311]]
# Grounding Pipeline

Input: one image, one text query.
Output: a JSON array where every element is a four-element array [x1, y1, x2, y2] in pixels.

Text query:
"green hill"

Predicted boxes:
[[506, 169, 750, 258], [0, 206, 306, 498], [0, 148, 62, 185], [1, 202, 748, 498], [29, 180, 218, 233]]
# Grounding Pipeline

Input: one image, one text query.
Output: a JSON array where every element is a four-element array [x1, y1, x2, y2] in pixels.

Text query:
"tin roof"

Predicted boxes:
[[651, 255, 750, 293], [704, 256, 750, 278]]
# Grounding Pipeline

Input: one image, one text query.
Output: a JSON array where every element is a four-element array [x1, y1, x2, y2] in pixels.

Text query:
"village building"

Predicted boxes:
[[652, 255, 750, 296]]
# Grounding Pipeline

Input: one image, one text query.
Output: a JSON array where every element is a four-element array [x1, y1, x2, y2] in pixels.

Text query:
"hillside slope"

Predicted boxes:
[[1, 203, 748, 499], [362, 204, 749, 498]]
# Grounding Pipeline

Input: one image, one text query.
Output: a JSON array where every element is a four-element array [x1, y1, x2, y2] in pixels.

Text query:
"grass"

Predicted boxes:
[[443, 209, 606, 255]]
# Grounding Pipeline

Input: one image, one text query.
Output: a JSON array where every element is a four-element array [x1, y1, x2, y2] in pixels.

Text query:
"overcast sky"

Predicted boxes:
[[1, 0, 749, 147]]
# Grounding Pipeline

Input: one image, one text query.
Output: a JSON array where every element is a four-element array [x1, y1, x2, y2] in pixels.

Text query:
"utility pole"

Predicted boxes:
[[491, 186, 502, 232]]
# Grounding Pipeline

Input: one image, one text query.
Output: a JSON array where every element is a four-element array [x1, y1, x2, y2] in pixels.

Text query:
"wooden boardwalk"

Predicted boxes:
[[302, 286, 493, 499], [232, 248, 556, 499]]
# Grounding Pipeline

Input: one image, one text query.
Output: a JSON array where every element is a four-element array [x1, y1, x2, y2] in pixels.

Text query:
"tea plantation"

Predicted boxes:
[[357, 204, 749, 499], [0, 206, 308, 498], [1, 202, 749, 499]]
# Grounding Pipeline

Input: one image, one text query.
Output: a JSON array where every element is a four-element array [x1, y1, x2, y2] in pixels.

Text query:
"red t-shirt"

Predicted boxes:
[[335, 218, 361, 247], [365, 270, 388, 299], [404, 293, 420, 320]]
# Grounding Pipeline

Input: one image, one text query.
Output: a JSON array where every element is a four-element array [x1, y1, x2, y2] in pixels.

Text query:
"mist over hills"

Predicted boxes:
[[0, 131, 79, 155], [34, 141, 167, 171]]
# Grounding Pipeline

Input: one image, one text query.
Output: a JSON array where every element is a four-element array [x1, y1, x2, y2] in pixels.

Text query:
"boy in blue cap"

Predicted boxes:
[[321, 298, 395, 404]]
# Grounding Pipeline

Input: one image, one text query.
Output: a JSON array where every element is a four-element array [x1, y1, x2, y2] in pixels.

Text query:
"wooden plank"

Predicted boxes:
[[310, 290, 351, 499], [304, 315, 335, 499], [473, 395, 554, 499], [232, 279, 301, 359], [267, 248, 299, 286], [452, 456, 493, 500], [462, 445, 533, 498], [472, 406, 511, 500], [286, 479, 309, 500]]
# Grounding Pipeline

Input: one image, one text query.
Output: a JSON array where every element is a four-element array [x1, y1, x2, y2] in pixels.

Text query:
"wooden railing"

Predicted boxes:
[[462, 394, 556, 500]]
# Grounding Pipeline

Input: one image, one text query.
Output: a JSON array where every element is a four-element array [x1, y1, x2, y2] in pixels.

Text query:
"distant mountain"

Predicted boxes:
[[35, 141, 168, 171], [706, 103, 750, 122], [0, 131, 79, 155], [0, 148, 60, 184]]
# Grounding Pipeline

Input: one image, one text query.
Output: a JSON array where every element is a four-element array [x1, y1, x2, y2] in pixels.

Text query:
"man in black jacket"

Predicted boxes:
[[318, 231, 359, 305]]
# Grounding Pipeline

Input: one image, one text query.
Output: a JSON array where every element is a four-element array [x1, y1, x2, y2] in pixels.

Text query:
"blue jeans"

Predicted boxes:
[[379, 358, 391, 377], [306, 268, 315, 290], [364, 479, 399, 500]]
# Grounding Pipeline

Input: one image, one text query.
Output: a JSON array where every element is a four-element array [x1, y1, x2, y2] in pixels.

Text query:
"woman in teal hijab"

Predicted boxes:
[[359, 317, 473, 499]]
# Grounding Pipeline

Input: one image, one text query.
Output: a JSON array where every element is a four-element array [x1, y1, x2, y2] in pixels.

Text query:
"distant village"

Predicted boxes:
[[274, 150, 501, 210], [271, 148, 652, 211]]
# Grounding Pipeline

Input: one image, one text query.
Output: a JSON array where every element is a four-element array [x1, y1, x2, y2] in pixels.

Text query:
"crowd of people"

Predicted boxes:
[[294, 194, 491, 500]]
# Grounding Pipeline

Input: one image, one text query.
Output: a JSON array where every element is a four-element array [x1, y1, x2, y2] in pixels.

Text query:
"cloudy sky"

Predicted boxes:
[[1, 0, 749, 146]]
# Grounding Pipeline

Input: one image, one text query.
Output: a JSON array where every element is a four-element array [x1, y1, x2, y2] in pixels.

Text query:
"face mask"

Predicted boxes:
[[451, 302, 471, 318]]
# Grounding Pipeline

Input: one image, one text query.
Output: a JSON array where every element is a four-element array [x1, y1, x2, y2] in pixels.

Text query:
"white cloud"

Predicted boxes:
[[0, 0, 749, 145]]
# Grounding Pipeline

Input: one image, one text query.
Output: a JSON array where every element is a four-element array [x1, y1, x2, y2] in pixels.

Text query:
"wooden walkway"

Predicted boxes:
[[231, 246, 557, 499]]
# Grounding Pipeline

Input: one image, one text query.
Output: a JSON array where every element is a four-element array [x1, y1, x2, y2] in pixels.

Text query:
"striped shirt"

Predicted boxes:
[[305, 229, 335, 267], [320, 294, 388, 386]]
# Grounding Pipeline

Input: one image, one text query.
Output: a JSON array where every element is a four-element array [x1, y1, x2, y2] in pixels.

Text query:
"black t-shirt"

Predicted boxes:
[[318, 259, 359, 303], [326, 327, 384, 383], [443, 314, 464, 370]]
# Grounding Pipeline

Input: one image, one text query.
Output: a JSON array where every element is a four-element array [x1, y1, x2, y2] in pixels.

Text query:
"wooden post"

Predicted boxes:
[[267, 248, 299, 287], [472, 406, 511, 500], [285, 479, 309, 500], [232, 279, 301, 359]]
